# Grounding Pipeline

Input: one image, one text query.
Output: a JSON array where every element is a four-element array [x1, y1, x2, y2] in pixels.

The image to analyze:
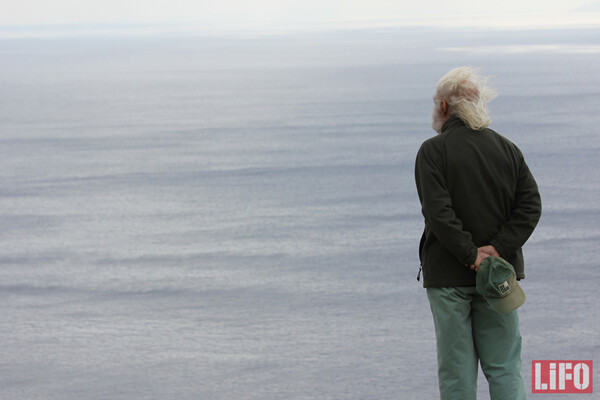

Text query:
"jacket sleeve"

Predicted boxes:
[[415, 143, 478, 266], [489, 153, 542, 258]]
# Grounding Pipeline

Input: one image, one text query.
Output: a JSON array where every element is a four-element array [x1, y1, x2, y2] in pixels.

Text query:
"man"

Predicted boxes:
[[414, 67, 542, 400]]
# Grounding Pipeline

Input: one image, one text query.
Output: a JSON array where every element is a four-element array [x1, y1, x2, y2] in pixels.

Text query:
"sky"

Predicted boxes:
[[1, 0, 600, 32]]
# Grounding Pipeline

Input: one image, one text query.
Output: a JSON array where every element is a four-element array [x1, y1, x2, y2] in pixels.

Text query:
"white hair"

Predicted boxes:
[[432, 66, 498, 132]]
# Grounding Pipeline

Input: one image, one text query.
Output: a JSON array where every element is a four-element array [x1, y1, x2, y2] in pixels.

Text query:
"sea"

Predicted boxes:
[[1, 26, 600, 399]]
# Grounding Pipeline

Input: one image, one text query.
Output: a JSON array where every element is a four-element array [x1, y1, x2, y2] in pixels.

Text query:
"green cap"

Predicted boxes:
[[476, 256, 525, 314]]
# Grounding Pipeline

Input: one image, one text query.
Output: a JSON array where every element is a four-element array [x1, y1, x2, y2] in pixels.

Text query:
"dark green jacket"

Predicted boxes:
[[415, 116, 542, 288]]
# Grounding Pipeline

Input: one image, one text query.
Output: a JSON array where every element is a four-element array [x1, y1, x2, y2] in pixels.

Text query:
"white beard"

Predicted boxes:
[[431, 103, 445, 134]]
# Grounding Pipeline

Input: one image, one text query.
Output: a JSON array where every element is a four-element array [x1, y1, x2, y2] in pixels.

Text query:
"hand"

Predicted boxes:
[[469, 250, 490, 272], [478, 245, 499, 258]]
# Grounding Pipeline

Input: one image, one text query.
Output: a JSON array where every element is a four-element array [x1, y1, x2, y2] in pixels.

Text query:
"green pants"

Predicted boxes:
[[427, 286, 526, 400]]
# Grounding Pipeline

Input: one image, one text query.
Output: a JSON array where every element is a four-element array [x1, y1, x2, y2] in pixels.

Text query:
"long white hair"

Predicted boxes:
[[432, 67, 498, 132]]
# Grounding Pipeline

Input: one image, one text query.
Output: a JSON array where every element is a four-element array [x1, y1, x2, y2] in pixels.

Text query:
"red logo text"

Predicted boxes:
[[532, 360, 593, 393]]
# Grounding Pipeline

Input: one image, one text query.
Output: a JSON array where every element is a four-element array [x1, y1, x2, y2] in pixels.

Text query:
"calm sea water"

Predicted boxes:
[[1, 27, 600, 399]]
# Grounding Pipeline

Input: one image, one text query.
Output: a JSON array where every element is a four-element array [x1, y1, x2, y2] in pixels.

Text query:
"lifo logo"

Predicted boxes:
[[532, 360, 593, 393]]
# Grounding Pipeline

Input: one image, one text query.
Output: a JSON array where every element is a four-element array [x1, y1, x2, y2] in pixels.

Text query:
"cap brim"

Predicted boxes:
[[486, 281, 526, 314]]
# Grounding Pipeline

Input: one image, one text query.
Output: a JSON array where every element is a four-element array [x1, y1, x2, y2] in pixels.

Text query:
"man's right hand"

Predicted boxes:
[[469, 245, 500, 271], [470, 245, 500, 272], [479, 245, 499, 258], [470, 250, 489, 272]]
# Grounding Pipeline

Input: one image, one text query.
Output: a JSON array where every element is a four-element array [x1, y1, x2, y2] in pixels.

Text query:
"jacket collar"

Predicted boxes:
[[441, 115, 466, 134]]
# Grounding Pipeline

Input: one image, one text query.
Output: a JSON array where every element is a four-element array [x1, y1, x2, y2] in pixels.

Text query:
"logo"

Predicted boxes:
[[532, 360, 593, 393], [497, 280, 510, 294]]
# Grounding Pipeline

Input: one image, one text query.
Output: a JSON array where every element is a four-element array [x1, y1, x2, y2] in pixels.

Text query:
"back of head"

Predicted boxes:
[[434, 67, 498, 131]]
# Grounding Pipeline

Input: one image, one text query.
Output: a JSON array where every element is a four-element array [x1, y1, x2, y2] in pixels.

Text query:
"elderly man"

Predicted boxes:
[[415, 67, 542, 400]]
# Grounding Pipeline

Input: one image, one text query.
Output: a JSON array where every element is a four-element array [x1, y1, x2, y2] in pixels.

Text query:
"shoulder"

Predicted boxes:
[[415, 133, 446, 174], [417, 133, 445, 156], [484, 127, 525, 160]]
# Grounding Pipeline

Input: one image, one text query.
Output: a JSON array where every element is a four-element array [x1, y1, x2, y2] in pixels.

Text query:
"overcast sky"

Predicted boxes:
[[2, 0, 600, 30]]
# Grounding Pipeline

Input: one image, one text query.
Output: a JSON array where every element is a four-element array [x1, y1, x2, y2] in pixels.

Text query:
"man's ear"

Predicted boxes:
[[441, 100, 449, 117]]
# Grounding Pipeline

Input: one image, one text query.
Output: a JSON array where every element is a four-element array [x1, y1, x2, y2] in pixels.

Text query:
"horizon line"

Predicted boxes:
[[1, 13, 600, 39]]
